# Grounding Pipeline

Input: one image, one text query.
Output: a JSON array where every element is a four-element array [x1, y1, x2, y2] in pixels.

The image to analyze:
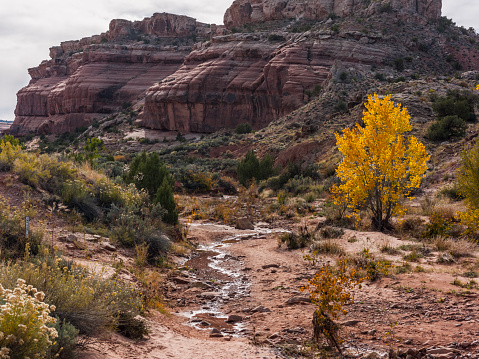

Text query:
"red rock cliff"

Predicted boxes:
[[141, 32, 391, 132], [11, 13, 221, 135]]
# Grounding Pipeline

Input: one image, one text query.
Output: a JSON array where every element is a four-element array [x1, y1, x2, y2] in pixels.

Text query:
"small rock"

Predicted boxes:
[[224, 336, 231, 341], [58, 234, 77, 243], [427, 347, 459, 356], [266, 332, 278, 339], [200, 292, 221, 299], [171, 276, 191, 285], [236, 217, 254, 230], [209, 328, 223, 338], [286, 296, 311, 305], [191, 281, 213, 290], [102, 242, 116, 251], [73, 240, 87, 250], [406, 348, 418, 357], [341, 319, 361, 327], [262, 264, 280, 269], [252, 305, 271, 313], [226, 314, 243, 323]]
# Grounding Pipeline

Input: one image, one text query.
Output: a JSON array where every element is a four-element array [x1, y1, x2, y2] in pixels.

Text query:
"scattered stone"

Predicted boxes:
[[58, 234, 77, 243], [286, 296, 310, 305], [191, 281, 213, 290], [171, 276, 191, 285], [268, 332, 279, 339], [427, 347, 459, 356], [252, 305, 271, 313], [226, 314, 243, 323], [262, 264, 280, 269], [102, 242, 116, 251], [224, 336, 231, 341], [406, 348, 418, 357], [200, 292, 221, 299], [73, 240, 87, 250], [209, 328, 223, 337], [236, 217, 254, 230], [341, 319, 361, 327]]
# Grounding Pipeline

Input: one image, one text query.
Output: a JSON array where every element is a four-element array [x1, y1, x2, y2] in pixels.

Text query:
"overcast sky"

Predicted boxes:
[[0, 0, 476, 121]]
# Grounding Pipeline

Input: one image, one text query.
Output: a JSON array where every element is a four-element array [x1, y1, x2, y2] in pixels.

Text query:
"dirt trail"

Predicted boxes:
[[60, 218, 479, 358]]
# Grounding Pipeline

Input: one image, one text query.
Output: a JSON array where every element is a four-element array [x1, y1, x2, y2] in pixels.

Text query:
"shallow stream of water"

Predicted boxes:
[[179, 224, 287, 335]]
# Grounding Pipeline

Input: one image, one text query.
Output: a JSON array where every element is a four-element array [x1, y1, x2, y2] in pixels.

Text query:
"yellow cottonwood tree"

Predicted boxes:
[[332, 94, 429, 231]]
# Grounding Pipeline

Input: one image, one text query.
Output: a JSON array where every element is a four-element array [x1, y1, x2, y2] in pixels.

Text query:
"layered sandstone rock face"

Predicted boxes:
[[142, 32, 391, 132], [224, 0, 442, 29], [13, 0, 445, 135], [11, 13, 221, 135]]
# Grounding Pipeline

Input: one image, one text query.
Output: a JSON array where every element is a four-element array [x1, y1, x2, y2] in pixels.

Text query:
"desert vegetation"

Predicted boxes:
[[3, 3, 479, 357]]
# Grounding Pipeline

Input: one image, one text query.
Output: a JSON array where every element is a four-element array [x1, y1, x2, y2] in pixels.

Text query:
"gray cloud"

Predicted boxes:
[[0, 0, 476, 121]]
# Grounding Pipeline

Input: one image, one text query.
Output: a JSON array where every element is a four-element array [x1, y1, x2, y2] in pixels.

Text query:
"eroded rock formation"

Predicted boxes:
[[11, 0, 459, 135], [224, 0, 442, 29], [11, 13, 222, 135], [141, 33, 391, 132]]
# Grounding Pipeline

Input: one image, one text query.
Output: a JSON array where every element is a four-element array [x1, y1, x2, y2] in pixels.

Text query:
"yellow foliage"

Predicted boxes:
[[332, 94, 429, 230], [0, 140, 22, 171], [301, 256, 365, 350], [458, 138, 479, 232]]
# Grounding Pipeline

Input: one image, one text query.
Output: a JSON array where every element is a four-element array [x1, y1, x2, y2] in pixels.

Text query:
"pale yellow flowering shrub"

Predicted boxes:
[[0, 279, 57, 359], [0, 141, 22, 171]]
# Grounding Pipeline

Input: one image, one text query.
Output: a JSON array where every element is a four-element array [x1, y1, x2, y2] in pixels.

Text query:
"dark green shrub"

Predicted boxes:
[[393, 57, 405, 71], [427, 115, 467, 141], [334, 100, 348, 113], [62, 181, 100, 222], [235, 123, 253, 134], [49, 318, 80, 359], [267, 34, 286, 42], [319, 226, 344, 239], [0, 198, 42, 259], [107, 203, 165, 247], [422, 212, 452, 238], [145, 232, 171, 264], [439, 185, 465, 200], [437, 16, 455, 33], [418, 43, 429, 52], [330, 24, 340, 33], [237, 151, 276, 186], [125, 152, 171, 198], [117, 312, 149, 339], [279, 232, 310, 250], [176, 132, 186, 142], [433, 97, 472, 121], [379, 2, 393, 13], [154, 177, 178, 225]]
